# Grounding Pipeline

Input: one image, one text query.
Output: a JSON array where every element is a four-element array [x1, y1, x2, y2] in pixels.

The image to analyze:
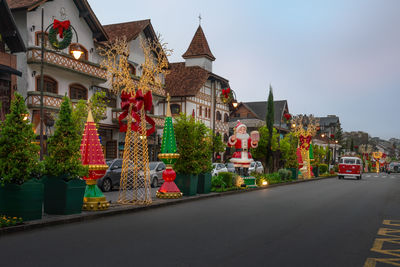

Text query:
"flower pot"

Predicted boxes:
[[312, 166, 320, 177], [42, 176, 86, 215], [288, 168, 298, 180], [197, 173, 212, 194], [175, 174, 198, 196], [0, 180, 43, 221]]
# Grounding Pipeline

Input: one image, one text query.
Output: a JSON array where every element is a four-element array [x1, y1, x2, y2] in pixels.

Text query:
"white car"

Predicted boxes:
[[212, 163, 228, 176], [249, 161, 264, 174]]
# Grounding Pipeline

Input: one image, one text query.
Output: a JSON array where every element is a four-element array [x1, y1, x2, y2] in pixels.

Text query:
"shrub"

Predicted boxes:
[[211, 175, 226, 189], [44, 96, 87, 179], [0, 215, 23, 228], [278, 169, 291, 180], [0, 93, 41, 185], [219, 172, 233, 187], [319, 164, 328, 174], [174, 114, 212, 175]]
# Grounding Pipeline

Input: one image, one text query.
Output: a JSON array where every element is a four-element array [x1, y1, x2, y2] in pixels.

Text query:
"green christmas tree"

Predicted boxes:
[[44, 96, 87, 179], [160, 116, 178, 165], [0, 93, 41, 185]]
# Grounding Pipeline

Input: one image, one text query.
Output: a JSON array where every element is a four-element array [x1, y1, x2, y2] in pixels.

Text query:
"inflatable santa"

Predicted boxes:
[[228, 121, 259, 176]]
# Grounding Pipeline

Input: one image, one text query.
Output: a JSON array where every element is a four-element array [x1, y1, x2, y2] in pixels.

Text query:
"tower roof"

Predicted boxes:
[[182, 25, 215, 61]]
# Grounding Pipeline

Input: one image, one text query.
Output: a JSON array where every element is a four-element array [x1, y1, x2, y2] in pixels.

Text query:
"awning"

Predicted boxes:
[[0, 64, 22, 76]]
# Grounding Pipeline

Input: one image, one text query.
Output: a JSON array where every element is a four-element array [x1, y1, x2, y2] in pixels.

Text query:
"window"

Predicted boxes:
[[224, 113, 229, 123], [128, 64, 136, 76], [216, 111, 222, 121], [199, 106, 202, 117], [69, 43, 88, 61], [69, 83, 87, 100], [35, 31, 50, 47], [224, 133, 228, 142], [209, 108, 211, 118], [344, 159, 356, 164], [170, 104, 180, 115], [36, 75, 58, 94]]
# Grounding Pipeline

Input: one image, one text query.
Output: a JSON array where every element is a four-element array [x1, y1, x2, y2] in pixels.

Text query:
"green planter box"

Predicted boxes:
[[175, 174, 198, 196], [288, 168, 298, 180], [42, 177, 86, 215], [0, 180, 43, 221], [197, 173, 212, 194], [312, 166, 320, 177]]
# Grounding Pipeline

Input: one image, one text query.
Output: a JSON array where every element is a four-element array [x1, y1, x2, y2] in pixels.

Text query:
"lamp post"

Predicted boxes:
[[38, 8, 83, 160]]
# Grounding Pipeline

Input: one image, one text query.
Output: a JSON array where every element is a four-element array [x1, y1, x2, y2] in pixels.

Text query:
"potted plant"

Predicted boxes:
[[174, 114, 204, 196], [42, 96, 87, 215], [197, 125, 215, 194], [0, 93, 43, 221]]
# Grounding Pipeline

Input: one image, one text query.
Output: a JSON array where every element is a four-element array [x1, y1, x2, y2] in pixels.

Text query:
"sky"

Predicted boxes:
[[89, 0, 400, 140]]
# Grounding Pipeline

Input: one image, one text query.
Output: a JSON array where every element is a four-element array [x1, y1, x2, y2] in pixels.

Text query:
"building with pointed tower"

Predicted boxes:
[[165, 25, 231, 153]]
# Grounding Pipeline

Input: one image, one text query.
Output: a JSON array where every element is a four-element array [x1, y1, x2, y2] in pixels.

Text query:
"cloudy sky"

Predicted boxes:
[[89, 0, 400, 140]]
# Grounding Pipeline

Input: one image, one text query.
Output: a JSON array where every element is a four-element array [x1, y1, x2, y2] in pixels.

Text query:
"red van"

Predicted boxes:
[[338, 156, 363, 180]]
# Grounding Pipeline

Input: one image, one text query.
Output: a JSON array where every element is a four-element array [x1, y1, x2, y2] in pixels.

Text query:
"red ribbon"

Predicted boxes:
[[222, 88, 230, 99], [118, 90, 155, 136], [53, 19, 70, 38], [300, 135, 312, 150], [284, 113, 291, 120]]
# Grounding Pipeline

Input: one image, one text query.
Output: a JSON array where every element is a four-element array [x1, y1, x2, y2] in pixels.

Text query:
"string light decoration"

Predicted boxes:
[[99, 36, 172, 205], [291, 114, 319, 179], [156, 93, 182, 199], [372, 151, 383, 173], [80, 108, 109, 211]]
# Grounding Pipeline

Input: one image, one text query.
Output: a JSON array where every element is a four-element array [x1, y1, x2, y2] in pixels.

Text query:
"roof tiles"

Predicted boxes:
[[182, 25, 215, 61]]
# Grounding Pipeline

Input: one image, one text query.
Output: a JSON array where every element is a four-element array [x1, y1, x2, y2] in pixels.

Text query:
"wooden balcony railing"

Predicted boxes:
[[27, 47, 107, 81], [26, 91, 78, 110], [112, 108, 165, 128]]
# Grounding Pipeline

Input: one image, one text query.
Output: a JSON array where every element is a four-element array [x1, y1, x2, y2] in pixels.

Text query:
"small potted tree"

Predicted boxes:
[[174, 114, 202, 196], [0, 93, 43, 220], [42, 96, 87, 215], [197, 126, 215, 194]]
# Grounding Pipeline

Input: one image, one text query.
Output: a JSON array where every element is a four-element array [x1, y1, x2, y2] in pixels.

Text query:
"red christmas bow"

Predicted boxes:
[[53, 19, 70, 38], [300, 135, 312, 150], [222, 88, 230, 99], [284, 113, 291, 120], [118, 90, 155, 136]]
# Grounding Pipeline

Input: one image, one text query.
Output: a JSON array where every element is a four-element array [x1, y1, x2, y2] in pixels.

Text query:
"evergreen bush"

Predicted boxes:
[[43, 96, 87, 179], [319, 164, 328, 174], [0, 93, 41, 185], [218, 172, 233, 187]]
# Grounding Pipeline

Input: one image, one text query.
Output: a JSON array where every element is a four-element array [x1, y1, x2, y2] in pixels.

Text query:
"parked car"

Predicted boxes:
[[98, 159, 123, 192], [149, 161, 166, 188], [249, 161, 264, 174], [338, 156, 363, 180], [388, 162, 400, 174], [225, 162, 236, 173], [98, 159, 166, 192], [212, 163, 228, 176]]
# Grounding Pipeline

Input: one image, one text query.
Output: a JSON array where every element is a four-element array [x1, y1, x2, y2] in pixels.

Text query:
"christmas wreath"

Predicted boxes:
[[220, 88, 233, 103], [48, 19, 72, 50]]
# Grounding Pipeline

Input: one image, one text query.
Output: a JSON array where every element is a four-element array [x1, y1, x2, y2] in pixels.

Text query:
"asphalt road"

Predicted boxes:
[[1, 173, 400, 267]]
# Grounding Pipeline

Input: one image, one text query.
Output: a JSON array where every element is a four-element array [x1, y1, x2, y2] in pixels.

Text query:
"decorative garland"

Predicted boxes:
[[48, 19, 73, 50], [220, 88, 233, 103]]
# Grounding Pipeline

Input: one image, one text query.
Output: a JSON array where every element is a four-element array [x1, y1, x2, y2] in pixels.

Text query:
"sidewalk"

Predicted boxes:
[[0, 176, 336, 236]]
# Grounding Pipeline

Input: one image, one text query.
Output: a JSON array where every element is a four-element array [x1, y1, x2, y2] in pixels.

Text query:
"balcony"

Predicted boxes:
[[26, 91, 78, 110], [27, 47, 107, 82], [112, 108, 165, 128]]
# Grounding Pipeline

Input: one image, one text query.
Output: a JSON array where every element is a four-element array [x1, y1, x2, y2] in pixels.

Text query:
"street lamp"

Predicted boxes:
[[38, 8, 82, 160]]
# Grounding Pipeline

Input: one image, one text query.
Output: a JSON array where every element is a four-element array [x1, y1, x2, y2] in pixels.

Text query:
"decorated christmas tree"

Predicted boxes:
[[80, 109, 109, 210], [156, 94, 182, 199]]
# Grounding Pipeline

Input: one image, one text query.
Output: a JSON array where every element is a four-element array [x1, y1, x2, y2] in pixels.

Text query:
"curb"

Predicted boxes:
[[0, 176, 336, 236]]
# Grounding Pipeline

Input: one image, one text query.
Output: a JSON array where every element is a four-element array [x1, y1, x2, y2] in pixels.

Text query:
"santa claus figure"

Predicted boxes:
[[228, 121, 259, 176]]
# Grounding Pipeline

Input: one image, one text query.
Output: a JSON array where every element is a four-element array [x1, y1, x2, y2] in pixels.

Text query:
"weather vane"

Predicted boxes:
[[198, 14, 202, 25]]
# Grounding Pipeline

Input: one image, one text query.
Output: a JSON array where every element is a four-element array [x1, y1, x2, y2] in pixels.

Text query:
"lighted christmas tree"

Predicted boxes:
[[156, 94, 182, 199], [80, 109, 109, 210]]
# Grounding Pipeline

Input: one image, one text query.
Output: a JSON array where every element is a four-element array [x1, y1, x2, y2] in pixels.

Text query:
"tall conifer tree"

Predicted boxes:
[[265, 85, 275, 171]]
